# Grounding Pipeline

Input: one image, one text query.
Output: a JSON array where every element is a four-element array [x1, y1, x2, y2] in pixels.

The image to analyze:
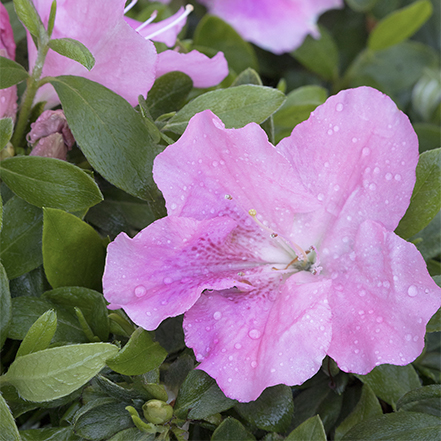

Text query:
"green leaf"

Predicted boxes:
[[9, 296, 87, 343], [174, 370, 236, 420], [0, 263, 11, 349], [0, 157, 103, 211], [334, 384, 382, 441], [0, 118, 13, 151], [235, 385, 294, 432], [292, 25, 339, 82], [231, 68, 263, 87], [48, 76, 159, 201], [3, 342, 118, 401], [346, 0, 380, 12], [286, 415, 326, 441], [146, 72, 193, 120], [368, 0, 433, 51], [12, 0, 44, 38], [0, 392, 20, 441], [356, 364, 421, 409], [16, 309, 57, 358], [19, 427, 80, 441], [0, 56, 29, 88], [107, 428, 155, 441], [412, 68, 441, 122], [211, 417, 255, 441], [341, 411, 441, 440], [397, 384, 441, 417], [0, 196, 43, 280], [427, 307, 441, 333], [193, 15, 258, 74], [48, 38, 95, 70], [396, 148, 441, 239], [414, 123, 441, 153], [42, 286, 109, 341], [42, 208, 106, 290], [106, 327, 167, 375], [163, 85, 285, 135]]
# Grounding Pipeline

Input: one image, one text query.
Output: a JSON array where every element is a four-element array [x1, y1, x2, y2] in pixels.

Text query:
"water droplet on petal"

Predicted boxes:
[[362, 147, 370, 156], [317, 193, 324, 201], [170, 203, 177, 210], [248, 329, 261, 339], [394, 174, 401, 181], [251, 361, 257, 368], [270, 368, 276, 373], [376, 316, 383, 323], [327, 129, 333, 135], [228, 378, 232, 383], [336, 103, 343, 111], [407, 285, 418, 297], [213, 311, 222, 320], [234, 343, 242, 349], [163, 277, 172, 285], [352, 137, 358, 143], [405, 334, 412, 341], [134, 285, 146, 297]]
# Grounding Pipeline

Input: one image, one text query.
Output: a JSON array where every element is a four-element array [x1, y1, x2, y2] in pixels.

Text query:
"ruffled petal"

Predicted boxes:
[[184, 272, 332, 402], [326, 220, 441, 373]]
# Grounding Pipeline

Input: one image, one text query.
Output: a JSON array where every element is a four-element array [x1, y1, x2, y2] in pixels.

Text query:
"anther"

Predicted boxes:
[[124, 0, 138, 14], [225, 194, 233, 200], [135, 11, 158, 32], [143, 4, 194, 41]]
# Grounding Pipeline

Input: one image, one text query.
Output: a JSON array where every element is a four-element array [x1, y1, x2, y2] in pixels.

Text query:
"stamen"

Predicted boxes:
[[225, 194, 233, 200], [124, 0, 138, 14], [143, 4, 194, 41], [135, 11, 158, 32]]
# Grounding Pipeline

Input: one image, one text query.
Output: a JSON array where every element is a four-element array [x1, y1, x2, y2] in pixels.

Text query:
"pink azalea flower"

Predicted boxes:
[[198, 0, 343, 54], [103, 87, 441, 402], [0, 3, 18, 121]]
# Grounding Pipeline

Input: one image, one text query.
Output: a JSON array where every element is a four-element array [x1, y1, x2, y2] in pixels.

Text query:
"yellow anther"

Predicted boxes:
[[248, 209, 257, 216]]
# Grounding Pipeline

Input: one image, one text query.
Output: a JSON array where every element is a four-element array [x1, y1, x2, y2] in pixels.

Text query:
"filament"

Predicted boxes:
[[124, 0, 138, 14], [135, 11, 158, 32]]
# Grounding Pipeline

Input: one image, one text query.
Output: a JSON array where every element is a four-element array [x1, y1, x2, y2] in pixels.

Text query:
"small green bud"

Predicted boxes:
[[142, 399, 173, 425]]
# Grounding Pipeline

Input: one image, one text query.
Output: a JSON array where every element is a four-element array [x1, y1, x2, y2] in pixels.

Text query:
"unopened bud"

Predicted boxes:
[[142, 399, 173, 425]]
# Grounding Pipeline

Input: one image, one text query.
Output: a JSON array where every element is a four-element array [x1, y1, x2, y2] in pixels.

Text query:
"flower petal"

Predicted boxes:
[[326, 219, 441, 373], [184, 272, 332, 402], [156, 50, 229, 88]]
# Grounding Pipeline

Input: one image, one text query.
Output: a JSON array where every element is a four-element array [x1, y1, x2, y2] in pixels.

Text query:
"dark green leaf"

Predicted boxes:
[[411, 211, 441, 261], [193, 15, 258, 74], [163, 85, 285, 135], [235, 385, 293, 432], [292, 26, 339, 81], [427, 307, 441, 333], [368, 0, 433, 51], [49, 76, 159, 201], [42, 208, 106, 290], [412, 67, 441, 122], [12, 0, 44, 38], [231, 68, 263, 87], [3, 342, 118, 401], [94, 375, 150, 403], [146, 72, 193, 120], [9, 296, 87, 343], [341, 411, 441, 440], [16, 309, 57, 358], [0, 263, 11, 349], [346, 0, 380, 12], [42, 286, 109, 341], [0, 56, 29, 88], [48, 38, 95, 70], [106, 327, 167, 375], [397, 384, 441, 417], [396, 148, 441, 239], [9, 266, 47, 299], [174, 370, 236, 420], [19, 427, 80, 441], [0, 118, 13, 151], [0, 196, 43, 280], [0, 156, 103, 211], [211, 417, 255, 441], [0, 392, 20, 441], [414, 123, 441, 153], [356, 364, 421, 409], [108, 428, 155, 441], [286, 415, 326, 441]]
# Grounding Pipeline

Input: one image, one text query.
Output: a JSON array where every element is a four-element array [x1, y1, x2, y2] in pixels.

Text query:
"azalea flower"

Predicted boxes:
[[197, 0, 343, 54], [103, 87, 441, 402], [0, 3, 18, 121]]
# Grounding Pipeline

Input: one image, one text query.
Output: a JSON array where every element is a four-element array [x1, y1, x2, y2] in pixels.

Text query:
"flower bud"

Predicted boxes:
[[28, 110, 75, 160], [142, 399, 173, 425]]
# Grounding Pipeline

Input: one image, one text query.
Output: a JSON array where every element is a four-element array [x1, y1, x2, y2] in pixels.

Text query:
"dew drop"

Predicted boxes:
[[213, 311, 222, 320], [369, 183, 376, 191], [251, 361, 257, 368], [234, 343, 242, 349], [317, 193, 324, 201], [354, 349, 360, 354], [248, 329, 261, 340], [334, 184, 340, 191], [333, 125, 339, 132], [134, 285, 146, 297], [336, 103, 343, 111], [270, 368, 276, 373], [374, 167, 380, 174], [170, 203, 177, 210], [327, 129, 333, 135], [407, 285, 418, 297], [376, 316, 383, 323], [228, 378, 232, 383], [359, 290, 366, 297], [385, 172, 392, 180], [405, 334, 412, 341], [394, 174, 401, 181], [362, 147, 370, 156], [163, 277, 172, 285], [212, 161, 219, 167]]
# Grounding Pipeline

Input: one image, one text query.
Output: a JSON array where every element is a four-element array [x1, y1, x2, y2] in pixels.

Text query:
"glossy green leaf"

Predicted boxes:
[[12, 0, 43, 38], [16, 309, 57, 358], [19, 427, 80, 441], [292, 26, 339, 81], [42, 208, 106, 290], [211, 417, 255, 441], [346, 0, 379, 12], [341, 411, 441, 440], [0, 156, 103, 211], [286, 415, 326, 441], [42, 287, 109, 341], [49, 76, 158, 201], [174, 370, 236, 420], [108, 428, 155, 441], [48, 38, 95, 70], [0, 391, 20, 441], [9, 296, 87, 343], [0, 56, 29, 89], [106, 327, 167, 375], [235, 385, 294, 432], [368, 0, 433, 51], [0, 263, 11, 349], [146, 71, 193, 120], [397, 384, 441, 417], [3, 343, 118, 401], [334, 384, 382, 441], [0, 196, 43, 280], [193, 15, 258, 74], [356, 364, 421, 409], [396, 148, 441, 239], [0, 118, 13, 151], [163, 85, 285, 135]]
